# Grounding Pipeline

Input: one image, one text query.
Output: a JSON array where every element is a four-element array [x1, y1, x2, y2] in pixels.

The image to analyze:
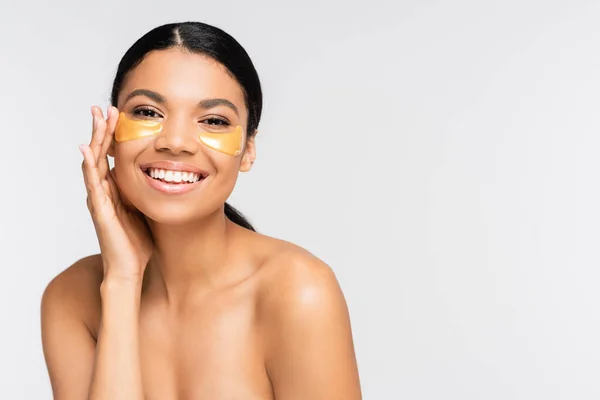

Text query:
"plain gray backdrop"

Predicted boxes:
[[1, 0, 599, 398]]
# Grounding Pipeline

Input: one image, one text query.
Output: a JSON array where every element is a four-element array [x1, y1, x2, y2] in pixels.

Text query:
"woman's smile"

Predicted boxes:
[[140, 160, 208, 195]]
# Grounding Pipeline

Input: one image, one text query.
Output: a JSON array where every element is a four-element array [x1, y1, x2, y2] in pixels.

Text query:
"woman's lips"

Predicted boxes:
[[139, 160, 207, 176], [142, 168, 205, 194]]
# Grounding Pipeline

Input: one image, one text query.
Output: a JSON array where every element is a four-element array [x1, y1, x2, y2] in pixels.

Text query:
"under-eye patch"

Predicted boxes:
[[114, 113, 163, 142], [197, 126, 244, 156]]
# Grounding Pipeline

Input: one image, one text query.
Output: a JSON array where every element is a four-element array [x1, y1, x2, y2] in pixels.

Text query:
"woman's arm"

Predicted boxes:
[[262, 251, 362, 400], [88, 277, 144, 399]]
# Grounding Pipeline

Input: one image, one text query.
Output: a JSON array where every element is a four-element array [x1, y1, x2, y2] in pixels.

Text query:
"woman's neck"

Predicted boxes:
[[143, 209, 237, 302]]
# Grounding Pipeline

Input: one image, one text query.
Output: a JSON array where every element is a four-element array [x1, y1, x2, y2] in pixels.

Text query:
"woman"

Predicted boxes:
[[40, 21, 361, 399]]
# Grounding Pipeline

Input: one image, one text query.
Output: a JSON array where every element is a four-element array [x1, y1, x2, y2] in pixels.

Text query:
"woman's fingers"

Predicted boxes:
[[106, 106, 119, 139], [98, 106, 118, 178], [80, 144, 114, 223], [89, 107, 107, 164], [80, 146, 134, 266]]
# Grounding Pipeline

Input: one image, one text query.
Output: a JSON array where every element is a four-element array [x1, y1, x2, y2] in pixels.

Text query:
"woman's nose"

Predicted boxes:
[[153, 118, 201, 155]]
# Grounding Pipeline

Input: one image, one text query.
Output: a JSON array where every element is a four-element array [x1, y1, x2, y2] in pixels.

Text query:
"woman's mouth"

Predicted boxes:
[[140, 164, 207, 194], [144, 167, 203, 184]]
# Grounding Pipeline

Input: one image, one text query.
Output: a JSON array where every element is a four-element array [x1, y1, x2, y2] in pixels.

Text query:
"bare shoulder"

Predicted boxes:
[[41, 255, 104, 399], [252, 237, 344, 311], [250, 235, 351, 333], [249, 234, 362, 398], [41, 254, 103, 336]]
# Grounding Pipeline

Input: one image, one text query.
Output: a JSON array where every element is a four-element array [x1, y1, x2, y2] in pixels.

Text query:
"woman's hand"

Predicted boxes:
[[80, 105, 153, 282]]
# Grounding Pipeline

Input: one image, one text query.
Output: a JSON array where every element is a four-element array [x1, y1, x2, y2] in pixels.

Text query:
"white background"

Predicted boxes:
[[1, 0, 599, 398]]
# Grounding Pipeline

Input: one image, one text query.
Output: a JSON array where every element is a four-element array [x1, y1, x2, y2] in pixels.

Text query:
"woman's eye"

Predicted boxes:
[[133, 108, 162, 118], [203, 117, 230, 127]]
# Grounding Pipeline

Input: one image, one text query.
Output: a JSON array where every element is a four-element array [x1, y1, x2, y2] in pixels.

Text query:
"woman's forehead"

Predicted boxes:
[[119, 49, 246, 110]]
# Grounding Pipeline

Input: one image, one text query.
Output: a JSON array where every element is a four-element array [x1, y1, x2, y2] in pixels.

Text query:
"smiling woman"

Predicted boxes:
[[39, 21, 361, 400]]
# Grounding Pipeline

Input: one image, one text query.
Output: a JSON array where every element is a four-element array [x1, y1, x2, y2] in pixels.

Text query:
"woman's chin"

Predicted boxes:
[[137, 202, 219, 227]]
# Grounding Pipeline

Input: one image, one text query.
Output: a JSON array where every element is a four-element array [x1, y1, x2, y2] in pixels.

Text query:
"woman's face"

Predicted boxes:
[[111, 48, 256, 225]]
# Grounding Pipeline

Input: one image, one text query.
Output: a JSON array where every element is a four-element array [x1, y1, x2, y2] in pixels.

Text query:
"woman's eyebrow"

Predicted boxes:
[[198, 98, 239, 116], [124, 89, 166, 104], [123, 91, 238, 116]]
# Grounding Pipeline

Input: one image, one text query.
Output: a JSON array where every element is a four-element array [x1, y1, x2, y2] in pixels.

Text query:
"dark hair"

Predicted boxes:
[[110, 21, 261, 231]]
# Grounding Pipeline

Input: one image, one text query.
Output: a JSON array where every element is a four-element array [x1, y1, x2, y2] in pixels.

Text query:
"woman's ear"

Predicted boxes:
[[239, 130, 258, 172]]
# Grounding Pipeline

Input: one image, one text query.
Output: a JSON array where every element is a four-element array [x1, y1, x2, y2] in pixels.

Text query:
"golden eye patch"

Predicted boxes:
[[114, 113, 244, 156], [114, 113, 163, 142], [198, 126, 244, 156]]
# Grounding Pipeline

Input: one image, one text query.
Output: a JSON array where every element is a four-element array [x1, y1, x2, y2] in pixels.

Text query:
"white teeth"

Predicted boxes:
[[147, 168, 201, 183]]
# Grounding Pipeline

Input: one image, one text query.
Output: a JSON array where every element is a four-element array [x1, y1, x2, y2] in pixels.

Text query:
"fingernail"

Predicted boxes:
[[79, 145, 85, 155]]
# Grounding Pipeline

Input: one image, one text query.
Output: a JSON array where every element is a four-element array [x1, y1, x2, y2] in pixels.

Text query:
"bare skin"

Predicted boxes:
[[40, 49, 361, 399]]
